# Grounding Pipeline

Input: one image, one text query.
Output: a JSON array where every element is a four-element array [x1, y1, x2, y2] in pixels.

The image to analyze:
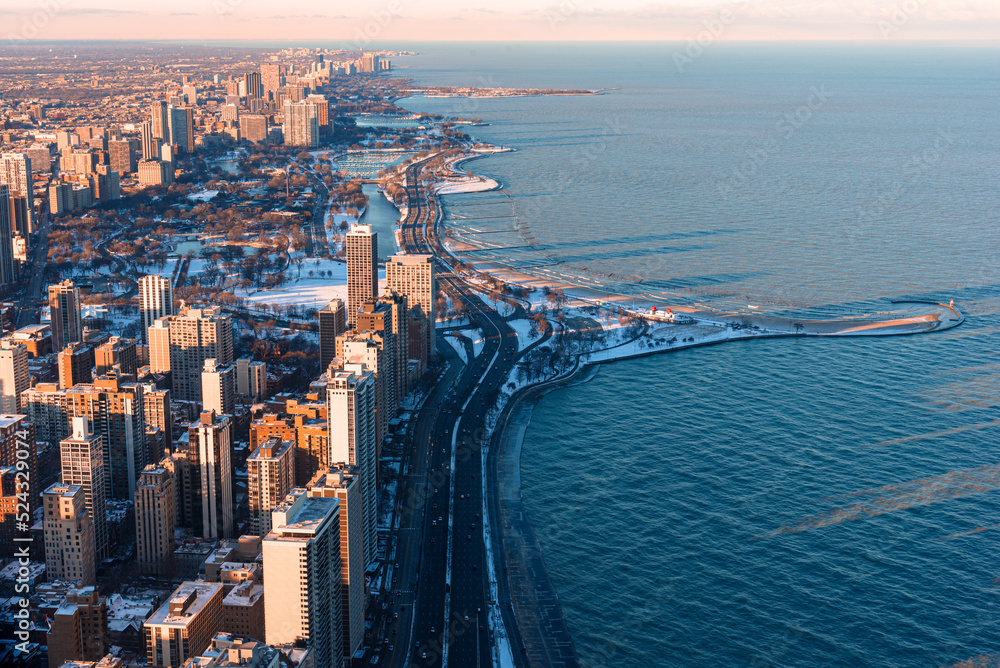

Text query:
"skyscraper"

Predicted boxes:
[[282, 100, 319, 148], [45, 587, 107, 668], [318, 299, 346, 370], [263, 489, 343, 668], [346, 225, 377, 328], [385, 254, 436, 363], [94, 336, 137, 378], [149, 307, 233, 403], [307, 466, 364, 660], [247, 436, 294, 536], [241, 115, 268, 144], [48, 279, 83, 350], [341, 334, 393, 449], [260, 62, 282, 100], [150, 101, 168, 141], [0, 186, 15, 291], [0, 153, 34, 234], [327, 366, 377, 566], [139, 275, 173, 345], [235, 358, 266, 402], [134, 462, 175, 575], [188, 411, 234, 540], [358, 294, 408, 404], [140, 121, 161, 162], [168, 105, 195, 154], [58, 342, 94, 389], [60, 417, 108, 560], [42, 483, 96, 585], [201, 358, 235, 416], [244, 71, 263, 99], [0, 339, 28, 413], [108, 139, 135, 174], [66, 375, 147, 500]]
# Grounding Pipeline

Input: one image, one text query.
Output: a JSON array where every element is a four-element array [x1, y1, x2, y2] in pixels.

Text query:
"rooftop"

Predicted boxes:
[[146, 582, 223, 628]]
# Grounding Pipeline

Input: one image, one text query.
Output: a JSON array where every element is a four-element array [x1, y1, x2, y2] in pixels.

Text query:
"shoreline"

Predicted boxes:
[[420, 151, 967, 667]]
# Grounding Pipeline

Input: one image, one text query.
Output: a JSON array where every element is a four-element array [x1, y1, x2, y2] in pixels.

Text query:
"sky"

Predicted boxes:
[[3, 0, 999, 43]]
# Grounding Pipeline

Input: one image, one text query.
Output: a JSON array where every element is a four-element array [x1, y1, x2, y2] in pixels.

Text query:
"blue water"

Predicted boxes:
[[396, 43, 1000, 666], [360, 183, 401, 260]]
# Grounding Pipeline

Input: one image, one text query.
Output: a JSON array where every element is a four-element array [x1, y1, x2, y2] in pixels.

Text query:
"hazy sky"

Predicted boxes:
[[4, 0, 999, 43]]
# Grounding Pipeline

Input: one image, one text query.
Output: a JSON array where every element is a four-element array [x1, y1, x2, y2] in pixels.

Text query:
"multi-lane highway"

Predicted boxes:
[[370, 157, 526, 668]]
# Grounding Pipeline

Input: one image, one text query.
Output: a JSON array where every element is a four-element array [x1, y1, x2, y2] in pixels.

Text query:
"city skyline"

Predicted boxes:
[[2, 1, 999, 42]]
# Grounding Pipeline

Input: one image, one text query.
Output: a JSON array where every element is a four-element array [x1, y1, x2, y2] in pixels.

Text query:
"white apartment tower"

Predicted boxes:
[[189, 411, 234, 540], [59, 417, 109, 561], [42, 483, 96, 585], [327, 366, 377, 566], [282, 100, 319, 148], [263, 489, 343, 668], [139, 274, 173, 344], [201, 358, 236, 416], [346, 225, 377, 328], [0, 339, 29, 413], [149, 307, 233, 402]]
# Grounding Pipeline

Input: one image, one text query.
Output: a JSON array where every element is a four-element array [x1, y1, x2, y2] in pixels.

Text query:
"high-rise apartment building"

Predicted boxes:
[[134, 462, 175, 575], [149, 307, 233, 402], [150, 101, 168, 140], [45, 587, 108, 668], [235, 358, 266, 402], [260, 63, 282, 100], [341, 334, 393, 449], [144, 582, 225, 668], [66, 375, 147, 500], [247, 436, 294, 536], [241, 115, 268, 144], [201, 358, 235, 416], [187, 411, 233, 540], [43, 483, 96, 585], [142, 384, 172, 455], [108, 139, 136, 175], [327, 367, 377, 566], [385, 254, 436, 363], [262, 489, 343, 668], [346, 226, 377, 328], [60, 417, 108, 560], [318, 299, 346, 370], [94, 336, 137, 378], [168, 105, 195, 155], [139, 275, 173, 344], [0, 153, 34, 234], [140, 121, 161, 161], [137, 159, 173, 187], [244, 71, 263, 99], [0, 186, 15, 291], [358, 295, 408, 405], [0, 339, 28, 413], [49, 279, 83, 350], [307, 466, 364, 660], [282, 101, 319, 148], [58, 342, 95, 389], [0, 415, 37, 523]]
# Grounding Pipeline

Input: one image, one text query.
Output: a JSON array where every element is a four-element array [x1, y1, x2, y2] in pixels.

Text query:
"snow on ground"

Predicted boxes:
[[445, 333, 469, 365], [469, 329, 486, 358], [187, 190, 219, 202], [238, 260, 387, 311], [506, 318, 543, 353], [434, 176, 500, 195]]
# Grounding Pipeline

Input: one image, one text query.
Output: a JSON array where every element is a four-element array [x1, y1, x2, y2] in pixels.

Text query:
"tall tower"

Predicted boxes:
[[140, 121, 160, 162], [150, 101, 168, 140], [201, 358, 235, 416], [247, 436, 295, 536], [0, 340, 28, 413], [358, 295, 408, 407], [307, 466, 364, 660], [134, 462, 175, 575], [0, 153, 34, 234], [151, 307, 233, 403], [168, 105, 195, 155], [282, 100, 319, 148], [0, 185, 15, 290], [318, 299, 346, 370], [327, 366, 377, 566], [386, 254, 436, 362], [59, 417, 108, 560], [48, 279, 83, 350], [341, 334, 393, 450], [260, 62, 282, 100], [188, 411, 233, 540], [346, 225, 377, 328], [263, 489, 343, 668], [139, 274, 173, 344], [42, 483, 96, 585]]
